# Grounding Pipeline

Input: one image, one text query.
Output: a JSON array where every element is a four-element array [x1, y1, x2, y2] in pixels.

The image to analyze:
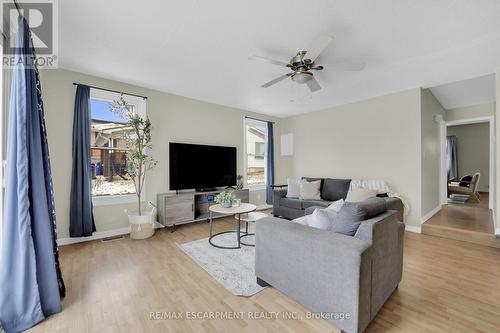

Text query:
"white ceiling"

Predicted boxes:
[[429, 74, 496, 110], [59, 0, 500, 117]]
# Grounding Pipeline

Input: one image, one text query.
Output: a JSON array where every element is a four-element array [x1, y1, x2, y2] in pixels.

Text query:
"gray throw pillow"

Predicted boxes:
[[329, 197, 387, 236], [321, 178, 352, 201]]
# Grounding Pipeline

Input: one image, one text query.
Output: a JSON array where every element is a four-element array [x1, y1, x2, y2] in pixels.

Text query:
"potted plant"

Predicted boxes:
[[236, 174, 244, 189], [110, 97, 158, 239], [215, 190, 237, 208]]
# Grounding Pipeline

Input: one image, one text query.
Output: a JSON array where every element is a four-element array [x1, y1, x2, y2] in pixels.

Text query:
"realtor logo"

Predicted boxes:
[[2, 0, 58, 68]]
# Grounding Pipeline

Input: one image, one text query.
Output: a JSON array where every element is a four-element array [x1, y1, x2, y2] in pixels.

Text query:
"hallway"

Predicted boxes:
[[422, 193, 499, 248]]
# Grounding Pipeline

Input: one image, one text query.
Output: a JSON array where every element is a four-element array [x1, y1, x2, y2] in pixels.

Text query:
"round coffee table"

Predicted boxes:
[[209, 203, 256, 249], [235, 211, 270, 246]]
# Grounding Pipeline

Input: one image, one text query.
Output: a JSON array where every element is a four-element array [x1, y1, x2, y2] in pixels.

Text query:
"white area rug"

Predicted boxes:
[[179, 225, 265, 297]]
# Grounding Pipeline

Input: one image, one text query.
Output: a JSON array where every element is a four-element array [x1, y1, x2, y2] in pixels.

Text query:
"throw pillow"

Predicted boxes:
[[459, 175, 472, 187], [321, 178, 351, 201], [329, 202, 365, 236], [299, 180, 321, 200], [329, 198, 388, 236], [286, 178, 301, 198], [292, 215, 310, 226], [309, 209, 333, 230], [346, 188, 378, 202], [325, 199, 345, 212]]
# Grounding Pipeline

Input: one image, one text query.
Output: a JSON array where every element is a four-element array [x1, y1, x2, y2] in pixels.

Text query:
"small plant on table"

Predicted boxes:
[[215, 190, 237, 208]]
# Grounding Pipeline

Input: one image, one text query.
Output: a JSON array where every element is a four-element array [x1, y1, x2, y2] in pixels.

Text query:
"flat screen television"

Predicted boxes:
[[169, 142, 237, 191]]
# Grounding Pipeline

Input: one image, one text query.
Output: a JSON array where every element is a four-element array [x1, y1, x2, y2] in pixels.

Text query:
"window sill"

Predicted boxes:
[[247, 185, 266, 192], [92, 194, 137, 206]]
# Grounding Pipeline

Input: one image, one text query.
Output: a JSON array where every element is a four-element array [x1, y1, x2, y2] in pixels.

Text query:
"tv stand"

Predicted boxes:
[[157, 189, 249, 228], [195, 188, 217, 192]]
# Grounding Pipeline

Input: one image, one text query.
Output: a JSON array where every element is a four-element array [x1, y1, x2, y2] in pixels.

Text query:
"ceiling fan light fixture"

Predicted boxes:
[[291, 72, 313, 84]]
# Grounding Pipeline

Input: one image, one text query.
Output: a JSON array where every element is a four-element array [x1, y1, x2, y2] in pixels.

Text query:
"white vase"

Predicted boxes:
[[221, 201, 232, 208], [126, 207, 156, 240]]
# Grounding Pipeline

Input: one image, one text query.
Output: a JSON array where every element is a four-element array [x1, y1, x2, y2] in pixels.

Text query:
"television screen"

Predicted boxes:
[[169, 142, 237, 191]]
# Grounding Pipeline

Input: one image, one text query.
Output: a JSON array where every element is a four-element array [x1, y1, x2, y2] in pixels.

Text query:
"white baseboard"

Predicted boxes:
[[405, 225, 422, 234], [421, 205, 442, 224], [57, 222, 165, 246], [495, 228, 500, 237]]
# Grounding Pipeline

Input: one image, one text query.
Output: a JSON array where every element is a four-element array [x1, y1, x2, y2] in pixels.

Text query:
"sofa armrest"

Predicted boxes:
[[304, 205, 325, 215], [384, 197, 404, 222], [255, 217, 372, 333], [354, 211, 404, 318], [272, 188, 287, 210], [273, 188, 287, 202]]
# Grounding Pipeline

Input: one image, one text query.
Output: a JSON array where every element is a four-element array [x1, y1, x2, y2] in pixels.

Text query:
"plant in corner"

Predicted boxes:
[[236, 174, 244, 189], [215, 190, 237, 208], [110, 97, 158, 239]]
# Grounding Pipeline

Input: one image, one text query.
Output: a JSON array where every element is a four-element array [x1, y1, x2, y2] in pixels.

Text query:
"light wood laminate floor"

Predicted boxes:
[[30, 216, 500, 333], [422, 193, 500, 248]]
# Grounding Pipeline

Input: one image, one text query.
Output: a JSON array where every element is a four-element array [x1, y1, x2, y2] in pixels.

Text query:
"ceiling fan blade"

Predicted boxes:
[[261, 74, 291, 88], [306, 35, 333, 62], [306, 77, 321, 92], [249, 55, 289, 67], [319, 62, 366, 71]]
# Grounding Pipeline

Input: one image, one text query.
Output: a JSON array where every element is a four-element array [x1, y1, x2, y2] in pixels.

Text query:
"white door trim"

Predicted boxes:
[[439, 116, 495, 209]]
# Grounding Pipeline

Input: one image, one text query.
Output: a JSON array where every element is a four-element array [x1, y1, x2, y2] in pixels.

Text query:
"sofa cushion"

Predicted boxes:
[[321, 178, 351, 201], [325, 199, 345, 212], [360, 197, 388, 219], [279, 197, 302, 210], [286, 178, 301, 198], [330, 197, 387, 236], [301, 200, 331, 210], [299, 180, 321, 200], [302, 177, 324, 191], [309, 209, 334, 230], [346, 188, 378, 202]]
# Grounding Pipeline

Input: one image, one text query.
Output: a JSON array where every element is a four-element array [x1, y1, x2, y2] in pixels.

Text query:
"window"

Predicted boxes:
[[244, 119, 268, 187], [89, 90, 146, 201]]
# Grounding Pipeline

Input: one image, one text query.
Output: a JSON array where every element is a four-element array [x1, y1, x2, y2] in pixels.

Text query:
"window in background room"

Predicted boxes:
[[244, 119, 268, 187], [89, 90, 146, 198]]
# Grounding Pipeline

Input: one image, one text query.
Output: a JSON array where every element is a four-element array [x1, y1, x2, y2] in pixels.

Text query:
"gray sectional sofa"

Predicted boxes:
[[273, 177, 404, 222], [256, 198, 405, 333]]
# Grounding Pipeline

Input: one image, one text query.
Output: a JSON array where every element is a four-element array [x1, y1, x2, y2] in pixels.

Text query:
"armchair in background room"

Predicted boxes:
[[447, 172, 481, 203]]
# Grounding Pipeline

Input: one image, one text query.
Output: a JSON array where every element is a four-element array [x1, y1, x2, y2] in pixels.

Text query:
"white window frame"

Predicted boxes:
[[243, 118, 268, 191], [89, 89, 147, 206]]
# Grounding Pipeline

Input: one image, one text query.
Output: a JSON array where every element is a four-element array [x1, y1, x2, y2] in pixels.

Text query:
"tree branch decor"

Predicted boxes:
[[110, 96, 157, 215]]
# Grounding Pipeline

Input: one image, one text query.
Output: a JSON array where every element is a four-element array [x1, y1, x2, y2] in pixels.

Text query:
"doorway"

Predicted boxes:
[[439, 116, 494, 209], [422, 115, 499, 248]]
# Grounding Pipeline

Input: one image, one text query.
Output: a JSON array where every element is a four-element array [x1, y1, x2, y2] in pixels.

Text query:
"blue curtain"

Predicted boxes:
[[0, 18, 63, 332], [266, 122, 274, 204], [69, 85, 95, 237]]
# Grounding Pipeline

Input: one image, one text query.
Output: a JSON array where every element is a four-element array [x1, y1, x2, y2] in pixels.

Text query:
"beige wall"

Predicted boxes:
[[447, 123, 490, 192], [420, 89, 445, 216], [280, 88, 422, 227], [40, 69, 282, 239], [39, 68, 498, 235], [445, 102, 495, 121]]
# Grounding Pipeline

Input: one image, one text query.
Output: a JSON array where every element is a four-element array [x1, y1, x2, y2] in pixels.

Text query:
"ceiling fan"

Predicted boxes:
[[250, 36, 365, 92]]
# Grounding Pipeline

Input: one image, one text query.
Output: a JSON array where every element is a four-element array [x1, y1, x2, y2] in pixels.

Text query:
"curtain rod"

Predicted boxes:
[[72, 83, 148, 99], [245, 116, 274, 124], [0, 0, 24, 39], [13, 0, 23, 16]]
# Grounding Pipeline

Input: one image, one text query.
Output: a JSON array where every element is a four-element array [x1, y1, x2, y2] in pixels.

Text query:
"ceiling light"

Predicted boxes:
[[291, 72, 313, 84]]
